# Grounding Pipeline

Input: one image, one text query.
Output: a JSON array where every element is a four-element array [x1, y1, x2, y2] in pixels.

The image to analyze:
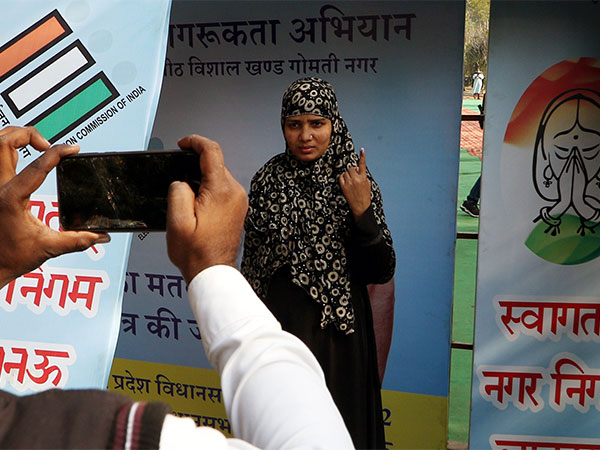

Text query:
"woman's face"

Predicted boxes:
[[284, 114, 332, 162]]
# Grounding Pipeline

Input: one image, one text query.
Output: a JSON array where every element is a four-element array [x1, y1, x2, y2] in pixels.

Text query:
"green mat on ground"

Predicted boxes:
[[449, 348, 473, 443], [456, 147, 481, 234], [447, 114, 482, 444], [462, 98, 483, 114]]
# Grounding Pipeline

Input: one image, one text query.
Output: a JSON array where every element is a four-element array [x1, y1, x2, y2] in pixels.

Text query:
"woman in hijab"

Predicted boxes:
[[241, 77, 395, 449]]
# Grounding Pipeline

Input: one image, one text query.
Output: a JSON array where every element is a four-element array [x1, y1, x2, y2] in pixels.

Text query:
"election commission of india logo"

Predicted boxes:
[[502, 58, 600, 265], [0, 8, 121, 146]]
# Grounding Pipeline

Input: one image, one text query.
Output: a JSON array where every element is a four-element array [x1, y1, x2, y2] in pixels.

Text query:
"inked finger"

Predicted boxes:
[[358, 147, 367, 174]]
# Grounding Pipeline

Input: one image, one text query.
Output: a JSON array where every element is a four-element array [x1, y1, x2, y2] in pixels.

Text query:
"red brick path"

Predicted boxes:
[[460, 107, 483, 159]]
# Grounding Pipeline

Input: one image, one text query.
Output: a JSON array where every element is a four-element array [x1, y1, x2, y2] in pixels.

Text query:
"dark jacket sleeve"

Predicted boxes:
[[0, 389, 170, 449], [348, 204, 396, 285]]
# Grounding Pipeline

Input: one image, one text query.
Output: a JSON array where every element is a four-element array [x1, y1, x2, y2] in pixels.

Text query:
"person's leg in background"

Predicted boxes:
[[460, 176, 480, 218]]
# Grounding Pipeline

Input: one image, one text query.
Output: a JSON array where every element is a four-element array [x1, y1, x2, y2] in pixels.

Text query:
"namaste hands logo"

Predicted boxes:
[[533, 89, 600, 237]]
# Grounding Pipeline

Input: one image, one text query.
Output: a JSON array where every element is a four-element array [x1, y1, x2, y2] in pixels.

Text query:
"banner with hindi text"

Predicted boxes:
[[111, 2, 464, 447], [471, 1, 600, 448], [0, 0, 171, 394]]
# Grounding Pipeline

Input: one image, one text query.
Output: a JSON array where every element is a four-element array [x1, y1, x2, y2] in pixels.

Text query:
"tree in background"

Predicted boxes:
[[464, 0, 490, 91]]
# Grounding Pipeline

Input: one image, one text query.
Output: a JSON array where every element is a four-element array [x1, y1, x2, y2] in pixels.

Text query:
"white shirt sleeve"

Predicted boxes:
[[160, 265, 354, 450], [160, 414, 259, 450]]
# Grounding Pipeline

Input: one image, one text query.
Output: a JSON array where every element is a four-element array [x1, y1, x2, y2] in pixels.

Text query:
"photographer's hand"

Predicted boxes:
[[166, 135, 248, 284], [0, 126, 110, 289]]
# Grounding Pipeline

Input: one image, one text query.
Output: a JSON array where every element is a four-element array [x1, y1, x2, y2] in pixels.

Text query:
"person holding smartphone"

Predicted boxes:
[[0, 126, 353, 449]]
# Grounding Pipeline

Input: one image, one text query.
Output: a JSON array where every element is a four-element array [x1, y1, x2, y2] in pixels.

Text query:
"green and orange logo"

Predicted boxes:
[[505, 58, 600, 264]]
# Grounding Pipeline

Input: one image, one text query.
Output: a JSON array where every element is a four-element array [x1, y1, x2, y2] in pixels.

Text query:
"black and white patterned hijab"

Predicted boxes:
[[242, 77, 393, 334]]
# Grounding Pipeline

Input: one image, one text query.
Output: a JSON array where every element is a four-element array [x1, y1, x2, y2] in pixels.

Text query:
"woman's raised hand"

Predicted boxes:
[[339, 147, 371, 220]]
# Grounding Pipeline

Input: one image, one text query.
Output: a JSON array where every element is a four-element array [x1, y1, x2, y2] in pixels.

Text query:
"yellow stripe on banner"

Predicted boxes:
[[382, 390, 448, 449], [108, 359, 448, 447], [108, 358, 231, 437]]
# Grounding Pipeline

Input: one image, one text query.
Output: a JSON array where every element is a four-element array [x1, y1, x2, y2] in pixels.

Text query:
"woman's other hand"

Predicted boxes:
[[339, 147, 371, 220]]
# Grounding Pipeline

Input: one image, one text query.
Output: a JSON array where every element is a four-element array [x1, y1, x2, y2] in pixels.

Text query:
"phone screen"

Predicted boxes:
[[56, 150, 201, 232]]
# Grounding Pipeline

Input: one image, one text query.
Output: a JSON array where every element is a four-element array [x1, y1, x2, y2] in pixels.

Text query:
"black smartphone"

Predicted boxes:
[[56, 149, 201, 232]]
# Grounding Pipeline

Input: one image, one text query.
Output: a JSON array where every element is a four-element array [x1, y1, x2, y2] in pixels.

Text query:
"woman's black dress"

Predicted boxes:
[[261, 206, 393, 449], [241, 77, 396, 449]]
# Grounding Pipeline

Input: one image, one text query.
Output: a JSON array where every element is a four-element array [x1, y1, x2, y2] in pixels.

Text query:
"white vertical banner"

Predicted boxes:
[[0, 0, 171, 394], [471, 1, 600, 448]]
